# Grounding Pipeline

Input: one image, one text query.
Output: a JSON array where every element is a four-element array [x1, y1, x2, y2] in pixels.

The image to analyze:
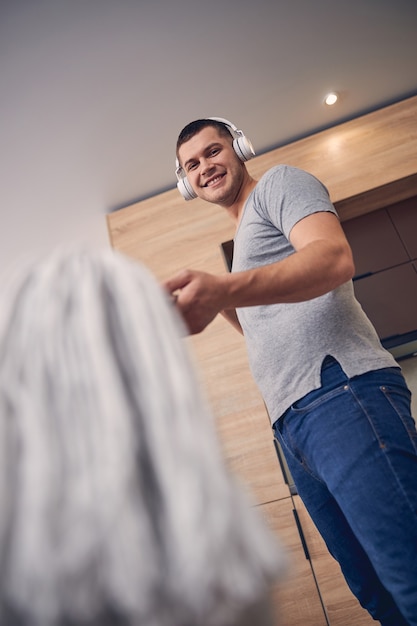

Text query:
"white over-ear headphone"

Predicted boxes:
[[175, 117, 255, 201]]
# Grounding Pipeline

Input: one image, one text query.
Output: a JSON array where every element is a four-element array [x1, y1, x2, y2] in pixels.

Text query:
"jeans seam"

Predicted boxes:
[[380, 385, 417, 452], [349, 384, 417, 519]]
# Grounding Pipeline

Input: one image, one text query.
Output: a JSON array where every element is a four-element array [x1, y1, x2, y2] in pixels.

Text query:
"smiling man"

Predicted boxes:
[[165, 117, 417, 626], [176, 121, 257, 209]]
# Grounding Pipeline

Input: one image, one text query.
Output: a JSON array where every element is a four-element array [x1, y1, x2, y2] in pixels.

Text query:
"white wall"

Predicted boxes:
[[1, 0, 417, 275]]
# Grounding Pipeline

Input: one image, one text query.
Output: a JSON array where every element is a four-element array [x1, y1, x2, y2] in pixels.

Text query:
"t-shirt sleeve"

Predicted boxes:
[[256, 165, 338, 240]]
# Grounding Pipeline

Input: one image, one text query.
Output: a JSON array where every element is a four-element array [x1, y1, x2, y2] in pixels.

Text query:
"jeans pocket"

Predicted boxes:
[[291, 383, 349, 414], [380, 383, 417, 447]]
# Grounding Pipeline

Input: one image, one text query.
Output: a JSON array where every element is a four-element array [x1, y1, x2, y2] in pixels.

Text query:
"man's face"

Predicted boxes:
[[177, 126, 246, 207]]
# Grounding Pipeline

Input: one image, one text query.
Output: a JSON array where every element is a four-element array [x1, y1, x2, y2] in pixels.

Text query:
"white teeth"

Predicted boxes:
[[206, 176, 222, 187]]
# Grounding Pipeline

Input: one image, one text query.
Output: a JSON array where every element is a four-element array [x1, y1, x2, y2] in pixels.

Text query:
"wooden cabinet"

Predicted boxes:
[[261, 497, 328, 626], [352, 263, 417, 339], [341, 195, 417, 355], [342, 207, 409, 276], [387, 196, 417, 260]]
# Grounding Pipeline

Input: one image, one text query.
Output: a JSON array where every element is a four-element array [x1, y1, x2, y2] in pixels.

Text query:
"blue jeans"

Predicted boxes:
[[272, 357, 417, 626]]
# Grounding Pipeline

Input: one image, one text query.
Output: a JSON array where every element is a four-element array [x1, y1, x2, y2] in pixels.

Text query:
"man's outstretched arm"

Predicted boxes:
[[163, 212, 354, 335]]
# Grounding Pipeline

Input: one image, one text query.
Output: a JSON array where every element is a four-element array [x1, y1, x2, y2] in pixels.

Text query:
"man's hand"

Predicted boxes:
[[163, 269, 227, 334]]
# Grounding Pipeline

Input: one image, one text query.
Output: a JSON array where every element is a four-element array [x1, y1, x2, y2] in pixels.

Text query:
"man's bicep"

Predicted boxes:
[[289, 211, 349, 251]]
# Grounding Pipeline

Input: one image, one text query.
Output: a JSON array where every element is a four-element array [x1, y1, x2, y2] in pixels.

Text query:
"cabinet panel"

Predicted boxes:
[[342, 209, 409, 276], [260, 498, 328, 626], [388, 195, 417, 260], [353, 262, 417, 340]]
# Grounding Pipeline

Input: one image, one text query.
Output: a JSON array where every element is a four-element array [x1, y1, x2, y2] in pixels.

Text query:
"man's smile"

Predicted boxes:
[[204, 174, 225, 187]]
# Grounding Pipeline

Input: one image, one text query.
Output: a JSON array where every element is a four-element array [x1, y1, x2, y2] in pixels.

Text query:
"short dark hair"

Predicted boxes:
[[176, 119, 233, 158]]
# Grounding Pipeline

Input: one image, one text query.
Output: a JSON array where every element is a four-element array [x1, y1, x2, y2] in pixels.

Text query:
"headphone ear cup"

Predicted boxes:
[[233, 136, 255, 162], [177, 176, 197, 201]]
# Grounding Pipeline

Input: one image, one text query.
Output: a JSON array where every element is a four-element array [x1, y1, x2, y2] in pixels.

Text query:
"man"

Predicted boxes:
[[164, 117, 417, 626]]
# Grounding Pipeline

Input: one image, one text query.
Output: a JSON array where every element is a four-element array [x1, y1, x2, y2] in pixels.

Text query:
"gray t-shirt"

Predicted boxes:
[[233, 165, 397, 425]]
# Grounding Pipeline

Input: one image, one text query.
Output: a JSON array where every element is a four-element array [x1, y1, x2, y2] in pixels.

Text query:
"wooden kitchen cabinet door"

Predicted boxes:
[[352, 262, 417, 340], [387, 195, 417, 260], [259, 498, 328, 626], [342, 208, 409, 277]]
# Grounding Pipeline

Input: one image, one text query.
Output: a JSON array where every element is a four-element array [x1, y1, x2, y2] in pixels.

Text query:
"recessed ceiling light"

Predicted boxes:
[[324, 92, 339, 106]]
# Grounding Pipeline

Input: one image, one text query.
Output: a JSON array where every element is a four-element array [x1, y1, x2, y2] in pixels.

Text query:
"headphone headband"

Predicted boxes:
[[207, 116, 239, 133]]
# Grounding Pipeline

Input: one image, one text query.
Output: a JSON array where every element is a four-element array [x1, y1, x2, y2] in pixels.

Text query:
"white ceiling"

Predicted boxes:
[[1, 0, 417, 271]]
